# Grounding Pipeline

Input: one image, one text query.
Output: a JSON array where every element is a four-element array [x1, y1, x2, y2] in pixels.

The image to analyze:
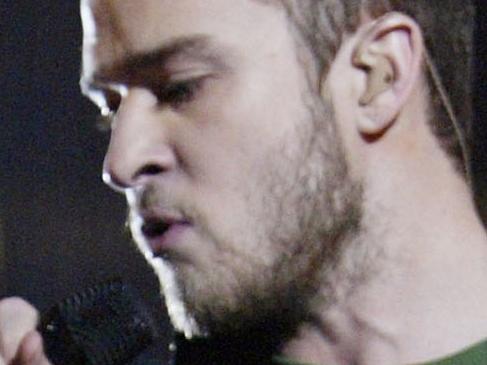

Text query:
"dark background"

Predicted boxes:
[[0, 1, 171, 362], [0, 1, 486, 363]]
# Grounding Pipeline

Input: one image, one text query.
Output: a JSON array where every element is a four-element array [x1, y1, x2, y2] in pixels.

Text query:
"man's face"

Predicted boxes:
[[81, 0, 360, 336]]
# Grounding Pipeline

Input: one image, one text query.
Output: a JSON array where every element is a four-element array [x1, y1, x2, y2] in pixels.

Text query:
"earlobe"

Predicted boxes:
[[352, 12, 423, 136]]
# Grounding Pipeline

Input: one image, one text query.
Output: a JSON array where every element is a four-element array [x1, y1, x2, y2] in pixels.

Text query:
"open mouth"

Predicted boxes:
[[141, 218, 171, 239], [140, 215, 192, 254]]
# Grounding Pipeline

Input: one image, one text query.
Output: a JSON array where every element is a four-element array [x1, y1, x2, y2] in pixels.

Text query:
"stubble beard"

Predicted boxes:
[[143, 92, 365, 340]]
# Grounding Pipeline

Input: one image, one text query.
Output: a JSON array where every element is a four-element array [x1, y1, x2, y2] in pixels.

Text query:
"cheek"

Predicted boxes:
[[192, 165, 262, 236], [180, 64, 308, 160], [183, 158, 280, 269]]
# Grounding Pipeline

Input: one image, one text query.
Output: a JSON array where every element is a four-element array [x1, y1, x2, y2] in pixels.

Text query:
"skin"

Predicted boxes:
[[0, 298, 49, 365], [82, 0, 362, 338], [1, 1, 487, 365]]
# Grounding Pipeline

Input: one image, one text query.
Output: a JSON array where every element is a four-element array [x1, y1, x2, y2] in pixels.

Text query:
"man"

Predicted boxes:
[[1, 0, 486, 364]]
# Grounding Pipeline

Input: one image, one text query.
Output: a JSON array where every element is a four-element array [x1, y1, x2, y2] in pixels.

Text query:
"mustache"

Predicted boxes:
[[123, 184, 171, 232], [130, 183, 174, 212], [127, 183, 197, 223], [139, 184, 163, 211]]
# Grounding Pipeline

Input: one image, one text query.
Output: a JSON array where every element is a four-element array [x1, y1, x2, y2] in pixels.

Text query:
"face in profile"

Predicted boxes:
[[81, 0, 360, 337]]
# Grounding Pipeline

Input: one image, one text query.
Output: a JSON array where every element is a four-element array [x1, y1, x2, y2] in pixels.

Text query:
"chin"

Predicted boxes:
[[150, 256, 203, 339]]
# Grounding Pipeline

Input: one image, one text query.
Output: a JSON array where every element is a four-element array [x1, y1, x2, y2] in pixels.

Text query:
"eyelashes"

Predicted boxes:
[[95, 89, 121, 131], [153, 78, 204, 108], [96, 78, 206, 131]]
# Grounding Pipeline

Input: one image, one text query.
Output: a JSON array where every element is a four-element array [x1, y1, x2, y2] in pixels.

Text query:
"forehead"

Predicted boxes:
[[81, 0, 286, 73]]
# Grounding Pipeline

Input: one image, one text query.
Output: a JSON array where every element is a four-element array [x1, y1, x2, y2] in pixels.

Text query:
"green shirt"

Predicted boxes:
[[273, 338, 487, 365]]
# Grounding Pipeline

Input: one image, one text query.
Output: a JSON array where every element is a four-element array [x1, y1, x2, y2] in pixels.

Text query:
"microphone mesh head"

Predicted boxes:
[[39, 279, 159, 365]]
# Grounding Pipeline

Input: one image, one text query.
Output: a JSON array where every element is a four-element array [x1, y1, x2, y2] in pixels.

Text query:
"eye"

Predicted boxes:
[[154, 79, 203, 108], [105, 89, 122, 114], [95, 89, 122, 132]]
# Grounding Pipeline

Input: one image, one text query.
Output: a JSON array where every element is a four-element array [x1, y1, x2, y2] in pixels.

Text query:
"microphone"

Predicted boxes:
[[38, 279, 159, 365]]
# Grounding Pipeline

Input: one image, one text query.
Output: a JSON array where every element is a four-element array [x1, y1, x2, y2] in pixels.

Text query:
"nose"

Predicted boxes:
[[102, 88, 177, 191]]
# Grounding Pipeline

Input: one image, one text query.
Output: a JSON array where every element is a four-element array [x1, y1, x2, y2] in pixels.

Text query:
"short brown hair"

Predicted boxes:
[[278, 0, 476, 177]]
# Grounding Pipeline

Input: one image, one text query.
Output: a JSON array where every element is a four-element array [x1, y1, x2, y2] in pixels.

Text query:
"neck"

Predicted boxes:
[[281, 134, 487, 365]]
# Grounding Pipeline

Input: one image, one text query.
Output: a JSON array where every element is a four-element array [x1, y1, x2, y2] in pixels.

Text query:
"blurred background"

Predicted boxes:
[[0, 1, 486, 363]]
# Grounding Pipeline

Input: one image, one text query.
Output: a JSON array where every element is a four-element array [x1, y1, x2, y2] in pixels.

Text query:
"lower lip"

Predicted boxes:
[[147, 222, 191, 255]]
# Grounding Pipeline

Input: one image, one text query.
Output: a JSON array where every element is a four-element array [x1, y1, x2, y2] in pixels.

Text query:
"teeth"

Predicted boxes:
[[141, 219, 171, 238]]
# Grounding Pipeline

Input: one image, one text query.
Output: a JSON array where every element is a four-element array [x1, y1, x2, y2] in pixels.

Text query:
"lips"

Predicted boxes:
[[141, 218, 172, 239], [140, 214, 191, 255]]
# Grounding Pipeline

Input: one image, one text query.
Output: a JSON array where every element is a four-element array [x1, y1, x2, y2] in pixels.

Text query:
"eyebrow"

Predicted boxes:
[[82, 35, 227, 92]]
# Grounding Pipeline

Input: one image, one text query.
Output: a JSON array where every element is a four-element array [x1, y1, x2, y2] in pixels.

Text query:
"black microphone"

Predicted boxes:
[[38, 279, 159, 365]]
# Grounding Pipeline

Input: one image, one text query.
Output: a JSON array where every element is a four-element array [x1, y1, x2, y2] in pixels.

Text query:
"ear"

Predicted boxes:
[[351, 12, 424, 135]]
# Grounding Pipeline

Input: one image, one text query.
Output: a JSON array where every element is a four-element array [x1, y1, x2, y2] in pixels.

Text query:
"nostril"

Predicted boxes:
[[136, 164, 165, 177]]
